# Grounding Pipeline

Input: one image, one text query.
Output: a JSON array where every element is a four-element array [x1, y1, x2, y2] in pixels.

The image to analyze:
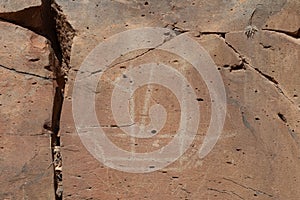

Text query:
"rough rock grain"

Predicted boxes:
[[0, 0, 40, 12], [56, 0, 300, 199], [0, 22, 54, 199], [0, 0, 299, 199]]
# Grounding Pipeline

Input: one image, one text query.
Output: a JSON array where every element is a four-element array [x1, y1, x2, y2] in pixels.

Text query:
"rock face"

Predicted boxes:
[[0, 22, 54, 199], [0, 0, 41, 12], [0, 0, 299, 199]]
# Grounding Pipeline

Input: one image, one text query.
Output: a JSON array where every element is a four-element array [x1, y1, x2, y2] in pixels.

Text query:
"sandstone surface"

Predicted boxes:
[[58, 0, 300, 199], [0, 21, 54, 199], [0, 0, 299, 199]]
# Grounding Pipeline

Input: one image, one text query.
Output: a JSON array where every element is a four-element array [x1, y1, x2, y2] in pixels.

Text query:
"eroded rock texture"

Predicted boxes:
[[0, 0, 299, 199], [0, 22, 54, 199]]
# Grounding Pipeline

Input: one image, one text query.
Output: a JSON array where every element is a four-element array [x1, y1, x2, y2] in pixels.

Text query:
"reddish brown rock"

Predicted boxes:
[[55, 0, 300, 199], [0, 0, 41, 12], [226, 30, 300, 107], [264, 0, 300, 33], [0, 22, 54, 199], [197, 34, 240, 68], [0, 0, 299, 199]]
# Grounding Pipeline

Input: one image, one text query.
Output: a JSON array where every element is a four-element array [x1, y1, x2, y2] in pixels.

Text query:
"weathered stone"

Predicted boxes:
[[56, 0, 288, 69], [1, 0, 300, 199], [0, 0, 40, 12], [226, 30, 300, 107], [0, 22, 54, 199], [56, 0, 300, 199], [197, 34, 240, 68], [264, 0, 300, 33], [0, 22, 50, 78]]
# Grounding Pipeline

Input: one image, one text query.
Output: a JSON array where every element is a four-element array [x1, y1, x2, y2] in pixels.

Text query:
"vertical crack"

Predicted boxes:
[[0, 0, 75, 199], [43, 1, 75, 199]]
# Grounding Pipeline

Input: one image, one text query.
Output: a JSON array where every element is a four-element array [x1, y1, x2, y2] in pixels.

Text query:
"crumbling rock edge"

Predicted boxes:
[[0, 0, 75, 199]]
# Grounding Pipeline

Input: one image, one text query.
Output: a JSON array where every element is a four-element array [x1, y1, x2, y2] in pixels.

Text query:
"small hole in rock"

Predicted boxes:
[[278, 113, 287, 123], [29, 58, 40, 62]]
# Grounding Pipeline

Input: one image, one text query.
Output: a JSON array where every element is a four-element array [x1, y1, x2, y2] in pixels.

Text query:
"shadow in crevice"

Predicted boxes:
[[0, 3, 63, 65], [0, 2, 68, 200]]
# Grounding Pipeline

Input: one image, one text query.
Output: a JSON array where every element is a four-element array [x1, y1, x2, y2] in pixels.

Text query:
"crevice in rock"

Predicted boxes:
[[164, 22, 189, 35], [253, 67, 278, 84], [223, 178, 273, 198], [43, 1, 75, 199], [208, 188, 245, 199], [224, 39, 295, 106], [262, 28, 300, 39], [0, 6, 44, 35], [0, 1, 75, 199], [248, 65, 295, 105], [0, 4, 60, 68], [198, 31, 227, 38], [0, 64, 52, 80], [46, 0, 76, 75], [90, 33, 176, 75], [223, 62, 246, 72], [222, 40, 247, 72], [224, 40, 244, 59], [100, 123, 136, 128]]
